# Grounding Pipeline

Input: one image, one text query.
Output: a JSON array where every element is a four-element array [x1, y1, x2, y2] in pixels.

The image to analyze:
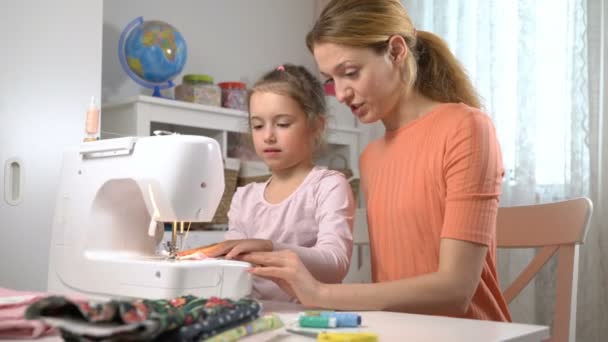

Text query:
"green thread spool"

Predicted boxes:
[[299, 315, 337, 328]]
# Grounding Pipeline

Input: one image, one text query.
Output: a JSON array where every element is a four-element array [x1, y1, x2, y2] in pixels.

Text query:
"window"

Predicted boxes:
[[404, 0, 588, 189]]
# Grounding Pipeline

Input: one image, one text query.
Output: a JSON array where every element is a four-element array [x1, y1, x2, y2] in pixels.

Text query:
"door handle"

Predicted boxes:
[[4, 157, 23, 205]]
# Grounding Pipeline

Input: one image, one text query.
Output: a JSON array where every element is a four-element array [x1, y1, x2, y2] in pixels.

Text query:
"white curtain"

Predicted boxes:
[[581, 0, 608, 340], [401, 0, 606, 340], [313, 0, 606, 339]]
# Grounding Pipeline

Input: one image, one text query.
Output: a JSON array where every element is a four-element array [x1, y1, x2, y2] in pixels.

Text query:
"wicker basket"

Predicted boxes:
[[191, 165, 239, 230], [236, 161, 271, 187], [237, 174, 271, 187], [328, 154, 359, 202], [348, 177, 361, 203]]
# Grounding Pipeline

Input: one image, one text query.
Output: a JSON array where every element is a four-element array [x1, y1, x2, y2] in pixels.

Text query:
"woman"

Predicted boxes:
[[240, 0, 511, 322]]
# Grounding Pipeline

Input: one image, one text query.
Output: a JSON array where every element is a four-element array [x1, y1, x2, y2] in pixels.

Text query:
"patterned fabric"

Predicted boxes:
[[203, 314, 283, 342], [25, 295, 261, 341], [160, 298, 263, 341]]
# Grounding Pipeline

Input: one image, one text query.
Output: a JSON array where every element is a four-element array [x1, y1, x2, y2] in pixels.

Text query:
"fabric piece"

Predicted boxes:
[[0, 287, 58, 339], [164, 299, 264, 341], [202, 314, 284, 342], [360, 103, 511, 322], [25, 295, 261, 341], [226, 166, 355, 302]]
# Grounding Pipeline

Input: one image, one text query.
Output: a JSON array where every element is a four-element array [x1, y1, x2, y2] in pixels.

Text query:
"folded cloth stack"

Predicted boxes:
[[0, 287, 58, 340], [25, 295, 263, 342]]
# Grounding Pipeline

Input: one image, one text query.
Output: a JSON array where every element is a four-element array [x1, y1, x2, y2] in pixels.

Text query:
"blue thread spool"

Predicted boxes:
[[320, 312, 361, 327]]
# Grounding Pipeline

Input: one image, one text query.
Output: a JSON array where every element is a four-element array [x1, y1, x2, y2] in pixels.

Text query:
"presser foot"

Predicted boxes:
[[163, 240, 178, 260]]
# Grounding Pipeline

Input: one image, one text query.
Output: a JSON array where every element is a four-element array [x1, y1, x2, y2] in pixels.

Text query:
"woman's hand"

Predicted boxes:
[[238, 250, 326, 307], [201, 239, 273, 259]]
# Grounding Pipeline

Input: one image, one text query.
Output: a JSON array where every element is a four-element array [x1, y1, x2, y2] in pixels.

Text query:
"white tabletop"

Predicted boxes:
[[241, 301, 550, 342]]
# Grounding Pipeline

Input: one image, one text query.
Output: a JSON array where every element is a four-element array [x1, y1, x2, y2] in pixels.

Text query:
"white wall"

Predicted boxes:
[[102, 0, 317, 103], [0, 0, 103, 290]]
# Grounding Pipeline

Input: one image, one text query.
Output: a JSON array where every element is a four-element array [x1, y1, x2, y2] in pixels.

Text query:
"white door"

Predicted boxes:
[[0, 0, 103, 291]]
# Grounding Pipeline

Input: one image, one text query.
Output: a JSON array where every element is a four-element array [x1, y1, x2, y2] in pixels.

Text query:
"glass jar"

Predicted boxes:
[[218, 82, 248, 111], [174, 74, 221, 107]]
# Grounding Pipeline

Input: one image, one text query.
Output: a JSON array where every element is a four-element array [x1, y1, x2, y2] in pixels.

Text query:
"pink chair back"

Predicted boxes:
[[496, 197, 592, 342]]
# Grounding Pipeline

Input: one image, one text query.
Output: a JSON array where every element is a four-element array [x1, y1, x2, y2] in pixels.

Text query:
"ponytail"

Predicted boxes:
[[307, 0, 480, 109], [413, 30, 481, 109]]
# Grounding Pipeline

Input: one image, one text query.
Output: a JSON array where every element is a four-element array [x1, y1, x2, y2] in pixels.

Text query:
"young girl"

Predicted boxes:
[[180, 64, 355, 302], [240, 0, 512, 322]]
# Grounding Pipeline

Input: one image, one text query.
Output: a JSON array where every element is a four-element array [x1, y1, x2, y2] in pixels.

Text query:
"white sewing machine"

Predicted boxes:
[[47, 134, 252, 300]]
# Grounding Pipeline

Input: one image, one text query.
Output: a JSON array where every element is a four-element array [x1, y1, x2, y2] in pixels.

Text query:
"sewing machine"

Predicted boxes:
[[47, 135, 252, 300]]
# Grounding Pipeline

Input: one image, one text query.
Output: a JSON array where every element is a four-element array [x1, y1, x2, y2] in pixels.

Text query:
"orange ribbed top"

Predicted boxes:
[[360, 103, 512, 322]]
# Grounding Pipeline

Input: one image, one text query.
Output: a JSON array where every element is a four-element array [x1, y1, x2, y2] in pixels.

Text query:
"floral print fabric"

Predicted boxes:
[[25, 295, 261, 341]]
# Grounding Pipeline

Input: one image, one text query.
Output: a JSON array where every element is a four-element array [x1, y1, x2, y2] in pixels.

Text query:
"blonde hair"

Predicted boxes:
[[248, 64, 327, 123], [245, 64, 327, 150], [306, 0, 480, 108]]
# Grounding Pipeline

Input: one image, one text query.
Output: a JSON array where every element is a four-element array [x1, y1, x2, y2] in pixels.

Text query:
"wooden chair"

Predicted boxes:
[[496, 197, 593, 342]]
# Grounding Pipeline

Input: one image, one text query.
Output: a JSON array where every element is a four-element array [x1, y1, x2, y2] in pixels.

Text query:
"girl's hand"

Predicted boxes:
[[201, 239, 273, 259], [238, 250, 325, 307]]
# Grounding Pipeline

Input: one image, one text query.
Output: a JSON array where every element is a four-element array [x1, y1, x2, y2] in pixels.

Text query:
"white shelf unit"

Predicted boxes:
[[101, 95, 361, 178]]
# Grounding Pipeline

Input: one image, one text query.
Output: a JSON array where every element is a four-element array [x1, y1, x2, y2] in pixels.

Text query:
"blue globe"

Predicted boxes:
[[119, 17, 187, 97]]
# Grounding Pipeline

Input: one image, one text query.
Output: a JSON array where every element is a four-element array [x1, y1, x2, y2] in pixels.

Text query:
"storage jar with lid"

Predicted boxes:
[[218, 82, 248, 111], [174, 74, 221, 107]]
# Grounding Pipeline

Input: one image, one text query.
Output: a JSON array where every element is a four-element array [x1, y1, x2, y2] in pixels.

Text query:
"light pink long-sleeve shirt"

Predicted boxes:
[[226, 166, 355, 302]]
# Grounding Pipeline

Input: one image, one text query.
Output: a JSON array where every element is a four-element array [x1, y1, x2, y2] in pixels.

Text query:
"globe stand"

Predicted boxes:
[[151, 80, 175, 98], [118, 16, 186, 98], [152, 86, 162, 97]]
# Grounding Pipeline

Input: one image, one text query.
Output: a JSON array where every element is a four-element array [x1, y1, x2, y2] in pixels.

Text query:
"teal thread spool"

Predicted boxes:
[[299, 315, 337, 328], [320, 312, 361, 327]]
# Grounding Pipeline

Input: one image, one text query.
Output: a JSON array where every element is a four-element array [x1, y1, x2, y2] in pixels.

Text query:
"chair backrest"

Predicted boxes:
[[496, 197, 593, 342]]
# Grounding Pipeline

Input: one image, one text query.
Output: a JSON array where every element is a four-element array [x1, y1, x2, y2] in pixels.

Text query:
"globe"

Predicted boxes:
[[118, 17, 187, 97]]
